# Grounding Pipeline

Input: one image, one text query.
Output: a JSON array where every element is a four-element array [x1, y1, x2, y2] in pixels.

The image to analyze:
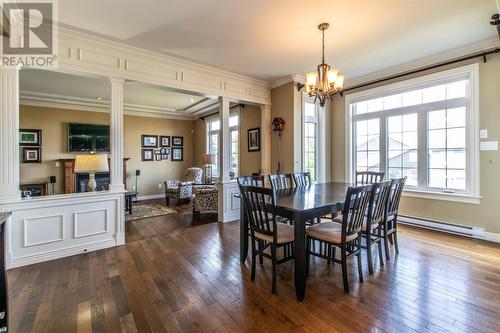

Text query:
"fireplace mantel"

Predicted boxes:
[[59, 158, 129, 194]]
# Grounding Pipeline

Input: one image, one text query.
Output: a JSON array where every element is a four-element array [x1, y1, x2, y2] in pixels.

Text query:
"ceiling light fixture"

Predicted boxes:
[[96, 96, 103, 100], [298, 23, 344, 107]]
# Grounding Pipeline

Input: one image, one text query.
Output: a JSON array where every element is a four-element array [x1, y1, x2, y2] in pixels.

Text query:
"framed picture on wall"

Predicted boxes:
[[172, 136, 183, 147], [22, 147, 42, 163], [160, 136, 170, 147], [141, 135, 158, 148], [141, 149, 154, 161], [247, 127, 260, 152], [172, 147, 183, 161], [161, 154, 168, 160], [160, 147, 170, 154], [155, 153, 162, 161], [19, 129, 42, 146]]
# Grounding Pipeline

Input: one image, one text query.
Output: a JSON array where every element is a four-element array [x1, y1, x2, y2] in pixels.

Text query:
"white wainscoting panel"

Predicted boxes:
[[24, 214, 64, 247], [218, 180, 240, 223], [74, 208, 108, 238], [2, 191, 124, 268]]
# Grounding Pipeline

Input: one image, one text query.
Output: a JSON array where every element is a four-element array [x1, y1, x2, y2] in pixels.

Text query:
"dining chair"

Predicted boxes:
[[306, 184, 372, 293], [240, 185, 295, 294], [268, 173, 293, 190], [382, 177, 406, 260], [356, 171, 385, 185], [292, 172, 311, 186], [363, 180, 392, 274], [237, 175, 265, 187]]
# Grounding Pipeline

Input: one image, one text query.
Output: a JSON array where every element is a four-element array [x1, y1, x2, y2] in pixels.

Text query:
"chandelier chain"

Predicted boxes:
[[322, 29, 325, 64]]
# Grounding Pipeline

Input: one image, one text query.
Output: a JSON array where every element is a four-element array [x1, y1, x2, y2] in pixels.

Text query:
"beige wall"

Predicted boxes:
[[239, 105, 261, 176], [330, 57, 500, 234], [20, 105, 194, 196]]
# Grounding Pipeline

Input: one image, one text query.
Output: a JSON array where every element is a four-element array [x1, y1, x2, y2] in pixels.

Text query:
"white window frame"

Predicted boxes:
[[345, 63, 480, 204], [302, 94, 326, 183], [229, 110, 240, 177]]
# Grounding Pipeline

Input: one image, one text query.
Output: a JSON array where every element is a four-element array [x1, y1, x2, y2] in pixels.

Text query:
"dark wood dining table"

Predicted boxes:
[[239, 182, 353, 301]]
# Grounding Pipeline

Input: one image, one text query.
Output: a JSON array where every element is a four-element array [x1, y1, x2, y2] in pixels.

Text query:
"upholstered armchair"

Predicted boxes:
[[192, 185, 218, 216], [164, 167, 203, 206]]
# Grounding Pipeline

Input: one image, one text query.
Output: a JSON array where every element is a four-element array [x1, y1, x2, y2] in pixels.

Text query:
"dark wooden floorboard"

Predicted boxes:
[[7, 200, 500, 332]]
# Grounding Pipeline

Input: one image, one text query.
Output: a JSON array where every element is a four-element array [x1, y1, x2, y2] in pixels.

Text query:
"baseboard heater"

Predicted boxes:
[[398, 215, 486, 239]]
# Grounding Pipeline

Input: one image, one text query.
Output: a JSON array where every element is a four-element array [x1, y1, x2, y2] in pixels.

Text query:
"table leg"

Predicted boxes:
[[240, 196, 248, 263], [293, 212, 306, 301], [128, 196, 133, 215]]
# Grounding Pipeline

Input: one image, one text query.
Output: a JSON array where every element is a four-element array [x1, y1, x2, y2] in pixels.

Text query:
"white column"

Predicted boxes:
[[218, 96, 231, 182], [260, 104, 271, 177], [0, 67, 20, 202], [109, 77, 125, 192]]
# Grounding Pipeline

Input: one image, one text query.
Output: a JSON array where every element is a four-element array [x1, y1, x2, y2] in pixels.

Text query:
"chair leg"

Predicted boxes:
[[366, 235, 373, 275], [388, 233, 394, 245], [258, 240, 264, 265], [165, 197, 169, 206], [378, 237, 384, 266], [393, 229, 400, 254], [306, 237, 311, 278], [332, 247, 336, 263], [250, 239, 256, 282], [271, 244, 277, 294], [357, 236, 364, 283], [327, 244, 332, 265], [384, 231, 390, 261], [341, 245, 349, 293]]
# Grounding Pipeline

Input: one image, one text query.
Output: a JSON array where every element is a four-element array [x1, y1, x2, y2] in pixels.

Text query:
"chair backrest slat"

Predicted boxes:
[[356, 171, 385, 185], [367, 180, 393, 227], [240, 185, 277, 240], [269, 173, 293, 190], [341, 185, 372, 239], [237, 175, 265, 187], [388, 177, 406, 217], [292, 172, 311, 187]]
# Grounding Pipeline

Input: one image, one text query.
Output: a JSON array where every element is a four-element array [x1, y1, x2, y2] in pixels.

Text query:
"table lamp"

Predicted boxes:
[[74, 154, 109, 192], [201, 153, 216, 183]]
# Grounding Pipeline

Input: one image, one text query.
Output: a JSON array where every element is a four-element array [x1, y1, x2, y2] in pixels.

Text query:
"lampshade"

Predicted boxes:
[[74, 154, 109, 173], [201, 154, 216, 165]]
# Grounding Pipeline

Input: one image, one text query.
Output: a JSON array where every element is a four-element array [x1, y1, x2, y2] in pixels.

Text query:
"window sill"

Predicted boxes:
[[403, 189, 481, 204]]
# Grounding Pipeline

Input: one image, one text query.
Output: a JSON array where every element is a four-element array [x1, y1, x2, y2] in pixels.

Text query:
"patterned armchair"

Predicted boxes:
[[164, 167, 203, 206], [192, 185, 218, 216]]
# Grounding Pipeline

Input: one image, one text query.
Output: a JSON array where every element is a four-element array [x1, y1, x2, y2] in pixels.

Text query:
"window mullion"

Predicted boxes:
[[418, 112, 427, 188], [380, 115, 387, 177]]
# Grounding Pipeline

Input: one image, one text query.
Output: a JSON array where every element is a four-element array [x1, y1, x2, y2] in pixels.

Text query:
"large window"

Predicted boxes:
[[347, 64, 479, 202], [303, 101, 319, 181], [206, 112, 239, 177]]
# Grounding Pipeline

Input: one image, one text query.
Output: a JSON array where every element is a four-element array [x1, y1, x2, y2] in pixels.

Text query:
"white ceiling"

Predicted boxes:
[[20, 69, 219, 118], [58, 0, 499, 81]]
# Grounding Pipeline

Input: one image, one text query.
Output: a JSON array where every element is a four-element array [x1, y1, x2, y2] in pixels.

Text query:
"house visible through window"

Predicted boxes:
[[347, 64, 478, 200]]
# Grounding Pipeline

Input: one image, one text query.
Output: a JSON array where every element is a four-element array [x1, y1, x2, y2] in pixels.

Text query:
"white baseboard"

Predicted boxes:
[[136, 193, 164, 201], [399, 215, 500, 244], [8, 238, 117, 269]]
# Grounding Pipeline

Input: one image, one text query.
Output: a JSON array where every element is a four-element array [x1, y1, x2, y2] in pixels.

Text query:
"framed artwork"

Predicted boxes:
[[155, 153, 162, 161], [161, 154, 168, 160], [141, 149, 154, 161], [141, 135, 158, 148], [22, 147, 42, 163], [172, 136, 183, 147], [172, 147, 183, 161], [20, 129, 42, 146], [160, 147, 170, 155], [160, 136, 170, 147], [247, 127, 260, 152]]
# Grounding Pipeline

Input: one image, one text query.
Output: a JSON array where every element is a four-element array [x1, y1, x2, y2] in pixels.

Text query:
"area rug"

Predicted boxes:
[[126, 203, 177, 222]]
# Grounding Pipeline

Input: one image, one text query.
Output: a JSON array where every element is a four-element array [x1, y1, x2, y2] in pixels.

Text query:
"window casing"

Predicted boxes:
[[346, 64, 479, 203], [303, 100, 319, 181]]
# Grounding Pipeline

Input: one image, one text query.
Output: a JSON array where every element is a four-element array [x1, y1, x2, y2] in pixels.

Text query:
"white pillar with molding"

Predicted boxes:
[[109, 77, 125, 192], [260, 104, 271, 177], [0, 67, 20, 202], [217, 96, 240, 222]]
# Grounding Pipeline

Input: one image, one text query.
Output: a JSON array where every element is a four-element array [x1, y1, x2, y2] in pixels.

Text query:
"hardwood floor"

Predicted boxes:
[[7, 204, 500, 332]]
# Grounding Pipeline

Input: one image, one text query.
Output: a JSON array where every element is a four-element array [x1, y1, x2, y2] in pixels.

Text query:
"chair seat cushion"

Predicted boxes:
[[332, 215, 379, 232], [165, 187, 178, 193], [255, 223, 294, 244], [306, 221, 358, 244]]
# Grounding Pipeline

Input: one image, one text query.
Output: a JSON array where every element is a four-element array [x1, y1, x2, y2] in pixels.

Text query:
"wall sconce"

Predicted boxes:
[[272, 117, 285, 137]]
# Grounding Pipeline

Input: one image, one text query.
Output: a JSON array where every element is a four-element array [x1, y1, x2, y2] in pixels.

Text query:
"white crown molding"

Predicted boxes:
[[343, 37, 500, 90], [270, 74, 305, 89], [20, 91, 199, 120]]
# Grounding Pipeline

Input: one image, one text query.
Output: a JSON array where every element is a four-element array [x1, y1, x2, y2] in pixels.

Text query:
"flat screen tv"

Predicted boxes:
[[68, 123, 110, 152]]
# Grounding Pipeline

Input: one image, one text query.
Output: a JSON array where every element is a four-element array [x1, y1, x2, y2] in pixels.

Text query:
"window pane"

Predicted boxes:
[[402, 169, 418, 186], [383, 94, 402, 110], [229, 115, 239, 127], [367, 119, 379, 135], [402, 90, 422, 107], [447, 170, 466, 190], [356, 120, 367, 135], [367, 98, 383, 113], [367, 151, 380, 169], [388, 168, 402, 179], [402, 114, 417, 132], [366, 135, 379, 150], [404, 150, 418, 168], [447, 128, 465, 148], [305, 103, 315, 117], [423, 84, 446, 103], [355, 101, 367, 115], [388, 153, 401, 167], [402, 132, 418, 149], [447, 107, 465, 128], [388, 133, 402, 150], [388, 115, 402, 133], [429, 169, 446, 188], [429, 149, 446, 168], [447, 149, 466, 169], [428, 110, 446, 130], [446, 80, 466, 99], [428, 129, 446, 149]]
